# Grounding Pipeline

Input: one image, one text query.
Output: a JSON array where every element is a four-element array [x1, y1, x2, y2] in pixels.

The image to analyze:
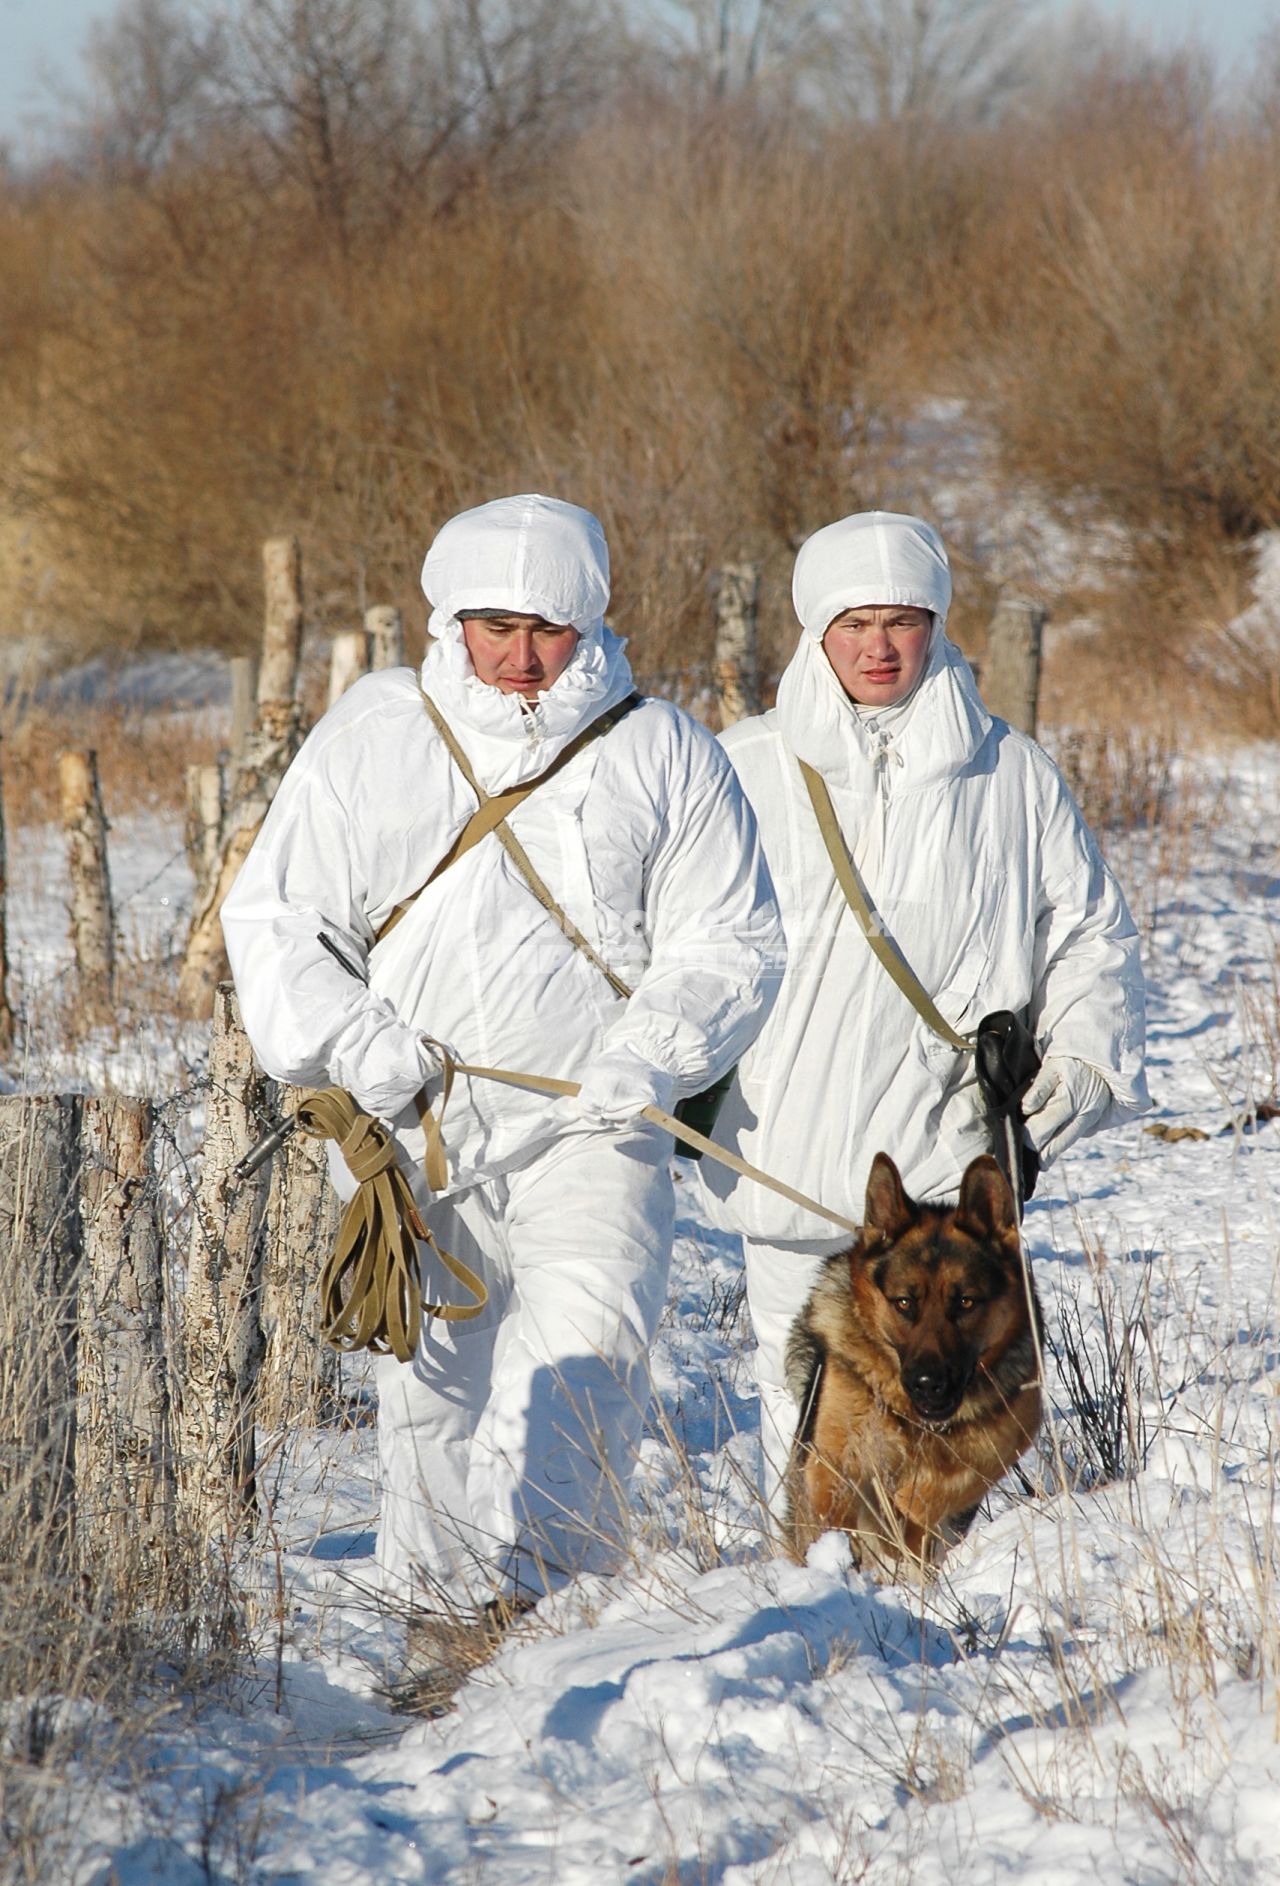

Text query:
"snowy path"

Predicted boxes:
[[20, 747, 1280, 1886]]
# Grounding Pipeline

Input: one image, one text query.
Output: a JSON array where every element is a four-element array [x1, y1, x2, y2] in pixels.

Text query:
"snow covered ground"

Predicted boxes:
[[5, 741, 1279, 1885]]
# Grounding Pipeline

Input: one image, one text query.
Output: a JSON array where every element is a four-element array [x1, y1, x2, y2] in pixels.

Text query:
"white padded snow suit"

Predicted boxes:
[[697, 512, 1150, 1507], [222, 495, 783, 1604]]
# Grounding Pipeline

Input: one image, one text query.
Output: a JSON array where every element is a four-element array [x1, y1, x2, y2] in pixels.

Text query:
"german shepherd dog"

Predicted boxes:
[[783, 1152, 1042, 1577]]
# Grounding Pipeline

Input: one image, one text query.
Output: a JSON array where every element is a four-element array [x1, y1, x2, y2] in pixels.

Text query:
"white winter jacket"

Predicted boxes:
[[222, 495, 783, 1195], [700, 513, 1149, 1243]]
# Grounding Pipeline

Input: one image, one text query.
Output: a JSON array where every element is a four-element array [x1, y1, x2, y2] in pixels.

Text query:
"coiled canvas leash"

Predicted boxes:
[[248, 1039, 860, 1369], [292, 1086, 488, 1364]]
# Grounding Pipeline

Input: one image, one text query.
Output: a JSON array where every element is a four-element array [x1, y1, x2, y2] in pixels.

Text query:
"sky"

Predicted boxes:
[[0, 0, 1277, 149]]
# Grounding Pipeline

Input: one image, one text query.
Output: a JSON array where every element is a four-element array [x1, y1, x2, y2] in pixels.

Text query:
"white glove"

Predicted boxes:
[[1022, 1056, 1112, 1165], [346, 1034, 449, 1123], [571, 1044, 677, 1129]]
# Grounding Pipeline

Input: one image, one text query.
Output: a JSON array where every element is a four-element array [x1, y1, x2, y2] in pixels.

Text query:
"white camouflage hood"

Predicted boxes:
[[418, 493, 635, 787], [421, 493, 612, 643], [777, 510, 985, 791], [791, 510, 953, 639]]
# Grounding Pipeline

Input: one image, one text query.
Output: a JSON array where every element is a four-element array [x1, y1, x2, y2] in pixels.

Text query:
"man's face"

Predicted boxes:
[[460, 612, 580, 697], [822, 605, 933, 707]]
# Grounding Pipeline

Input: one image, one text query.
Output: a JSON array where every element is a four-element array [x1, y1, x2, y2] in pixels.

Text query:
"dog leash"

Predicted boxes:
[[257, 1049, 861, 1366], [433, 1051, 862, 1236]]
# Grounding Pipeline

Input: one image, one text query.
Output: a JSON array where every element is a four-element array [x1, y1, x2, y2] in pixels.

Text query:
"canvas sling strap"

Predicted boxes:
[[796, 756, 1045, 1218], [796, 757, 975, 1054], [410, 690, 753, 1164], [374, 689, 641, 975]]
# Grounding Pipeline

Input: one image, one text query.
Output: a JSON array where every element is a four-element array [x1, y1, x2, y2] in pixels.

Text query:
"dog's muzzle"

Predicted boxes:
[[902, 1359, 971, 1425]]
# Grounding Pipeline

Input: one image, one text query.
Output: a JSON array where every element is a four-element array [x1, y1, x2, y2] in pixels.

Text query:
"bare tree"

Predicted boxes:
[[215, 0, 431, 249], [824, 0, 1045, 123], [70, 0, 622, 243], [78, 0, 227, 177], [209, 0, 619, 246], [658, 0, 831, 99]]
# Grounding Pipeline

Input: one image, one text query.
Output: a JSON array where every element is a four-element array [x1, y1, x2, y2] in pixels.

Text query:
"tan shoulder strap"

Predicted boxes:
[[797, 757, 974, 1054], [375, 691, 640, 957], [384, 691, 637, 1000]]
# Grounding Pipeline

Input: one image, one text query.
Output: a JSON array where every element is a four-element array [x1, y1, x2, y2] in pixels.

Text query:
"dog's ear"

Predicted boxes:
[[955, 1155, 1017, 1241], [862, 1152, 915, 1244]]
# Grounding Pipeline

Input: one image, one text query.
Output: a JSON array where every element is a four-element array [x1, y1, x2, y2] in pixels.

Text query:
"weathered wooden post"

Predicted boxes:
[[0, 1095, 84, 1560], [257, 1090, 340, 1431], [179, 538, 306, 1018], [59, 749, 115, 1028], [714, 563, 762, 728], [176, 984, 272, 1541], [327, 629, 370, 708], [229, 655, 259, 764], [257, 535, 305, 740], [76, 1097, 174, 1573], [366, 604, 404, 671], [982, 598, 1046, 738], [184, 762, 225, 913], [0, 734, 13, 1053]]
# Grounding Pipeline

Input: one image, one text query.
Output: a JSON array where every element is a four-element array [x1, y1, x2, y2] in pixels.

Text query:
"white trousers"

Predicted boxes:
[[372, 1124, 675, 1610], [742, 1234, 845, 1522]]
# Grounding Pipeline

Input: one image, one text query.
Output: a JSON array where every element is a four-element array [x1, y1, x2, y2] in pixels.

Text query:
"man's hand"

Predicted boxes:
[[346, 1034, 450, 1123], [571, 1044, 677, 1129], [1022, 1056, 1112, 1165]]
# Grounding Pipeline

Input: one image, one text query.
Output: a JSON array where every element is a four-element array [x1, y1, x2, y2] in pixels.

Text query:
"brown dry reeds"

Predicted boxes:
[[981, 56, 1280, 556], [3, 22, 1280, 733]]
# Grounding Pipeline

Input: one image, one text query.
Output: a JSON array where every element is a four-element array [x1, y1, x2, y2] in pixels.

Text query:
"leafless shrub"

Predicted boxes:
[[1045, 1271, 1152, 1490], [982, 52, 1280, 555], [1048, 728, 1176, 835], [6, 19, 1280, 741]]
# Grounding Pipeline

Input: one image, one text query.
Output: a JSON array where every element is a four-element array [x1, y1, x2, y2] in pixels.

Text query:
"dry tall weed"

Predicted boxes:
[[8, 32, 1279, 733], [0, 1093, 248, 1884], [982, 54, 1280, 556]]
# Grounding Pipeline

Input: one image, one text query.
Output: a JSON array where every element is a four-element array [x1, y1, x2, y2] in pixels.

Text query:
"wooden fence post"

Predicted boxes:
[[59, 750, 116, 1029], [982, 598, 1046, 738], [0, 734, 13, 1053], [184, 762, 225, 913], [714, 563, 762, 728], [257, 1090, 340, 1430], [179, 539, 306, 1018], [76, 1097, 174, 1573], [0, 1095, 84, 1562], [258, 535, 304, 740], [229, 655, 259, 764], [177, 985, 271, 1541], [327, 629, 370, 709], [366, 604, 404, 671]]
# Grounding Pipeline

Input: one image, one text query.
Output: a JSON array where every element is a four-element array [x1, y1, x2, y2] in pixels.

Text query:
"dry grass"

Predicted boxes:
[[0, 1095, 249, 1883], [0, 702, 218, 827], [7, 34, 1280, 725], [981, 55, 1280, 555]]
